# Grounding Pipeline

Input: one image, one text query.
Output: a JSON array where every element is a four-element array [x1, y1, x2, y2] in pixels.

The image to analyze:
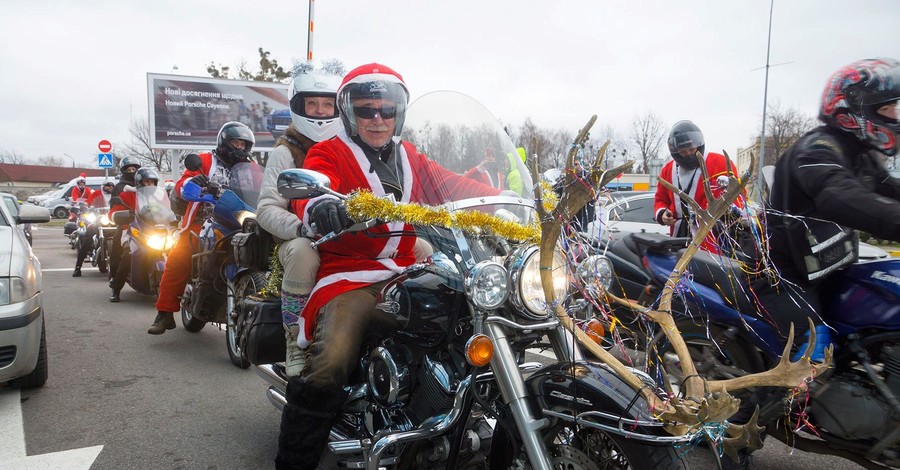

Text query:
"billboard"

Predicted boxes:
[[147, 73, 290, 151]]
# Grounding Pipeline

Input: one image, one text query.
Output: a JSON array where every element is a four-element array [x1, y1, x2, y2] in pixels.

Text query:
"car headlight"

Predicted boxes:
[[576, 255, 614, 298], [464, 261, 508, 310], [508, 245, 567, 320], [0, 277, 36, 305]]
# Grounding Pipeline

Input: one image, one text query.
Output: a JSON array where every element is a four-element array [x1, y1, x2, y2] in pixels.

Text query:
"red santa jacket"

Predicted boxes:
[[290, 131, 501, 346], [71, 185, 93, 202], [86, 190, 110, 208], [653, 152, 742, 253], [462, 166, 505, 190]]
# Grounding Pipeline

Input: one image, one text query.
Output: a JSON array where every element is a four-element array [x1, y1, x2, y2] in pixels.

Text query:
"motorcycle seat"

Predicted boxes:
[[681, 249, 757, 315]]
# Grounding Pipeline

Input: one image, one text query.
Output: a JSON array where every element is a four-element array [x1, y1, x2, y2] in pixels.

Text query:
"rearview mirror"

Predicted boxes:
[[184, 154, 202, 172], [277, 169, 342, 200], [16, 205, 51, 224]]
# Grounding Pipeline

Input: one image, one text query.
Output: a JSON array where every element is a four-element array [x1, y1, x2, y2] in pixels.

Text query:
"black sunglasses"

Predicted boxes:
[[353, 105, 397, 120]]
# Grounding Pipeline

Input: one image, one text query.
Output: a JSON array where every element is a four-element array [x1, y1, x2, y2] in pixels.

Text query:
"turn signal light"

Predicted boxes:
[[465, 334, 494, 367], [584, 319, 605, 344]]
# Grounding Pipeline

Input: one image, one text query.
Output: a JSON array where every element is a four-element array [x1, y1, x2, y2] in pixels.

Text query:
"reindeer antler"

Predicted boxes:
[[532, 118, 832, 455]]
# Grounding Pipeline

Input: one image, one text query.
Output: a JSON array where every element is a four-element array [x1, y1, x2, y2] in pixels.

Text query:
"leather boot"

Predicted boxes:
[[284, 325, 305, 378], [109, 288, 120, 303], [275, 381, 348, 470], [72, 267, 82, 277], [148, 311, 176, 335]]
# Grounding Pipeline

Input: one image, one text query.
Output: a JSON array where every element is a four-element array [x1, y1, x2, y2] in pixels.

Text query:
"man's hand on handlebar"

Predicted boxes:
[[309, 198, 353, 236]]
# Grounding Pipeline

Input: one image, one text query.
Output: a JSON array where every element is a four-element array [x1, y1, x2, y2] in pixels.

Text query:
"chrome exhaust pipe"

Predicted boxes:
[[266, 386, 286, 411], [255, 364, 287, 391]]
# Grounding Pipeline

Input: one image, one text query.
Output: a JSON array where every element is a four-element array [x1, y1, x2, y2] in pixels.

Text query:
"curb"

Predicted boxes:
[[889, 251, 900, 258]]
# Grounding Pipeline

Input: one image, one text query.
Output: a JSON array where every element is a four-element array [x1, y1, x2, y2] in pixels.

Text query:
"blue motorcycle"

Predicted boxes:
[[605, 232, 900, 467], [179, 159, 267, 368], [113, 186, 177, 295]]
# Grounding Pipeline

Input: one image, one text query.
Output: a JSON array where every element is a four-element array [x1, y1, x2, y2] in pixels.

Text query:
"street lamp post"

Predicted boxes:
[[62, 153, 75, 168]]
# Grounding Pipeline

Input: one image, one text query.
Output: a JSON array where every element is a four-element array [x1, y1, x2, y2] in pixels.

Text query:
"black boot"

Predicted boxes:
[[72, 267, 82, 277], [109, 288, 120, 303], [275, 381, 348, 470]]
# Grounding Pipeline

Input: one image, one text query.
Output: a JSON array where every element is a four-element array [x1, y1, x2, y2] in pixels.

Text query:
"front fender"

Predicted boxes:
[[525, 360, 674, 439]]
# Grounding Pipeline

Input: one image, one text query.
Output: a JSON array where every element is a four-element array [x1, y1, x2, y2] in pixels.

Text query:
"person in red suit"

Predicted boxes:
[[463, 147, 507, 189], [275, 63, 502, 470], [653, 120, 741, 253], [147, 121, 257, 334], [69, 174, 93, 202]]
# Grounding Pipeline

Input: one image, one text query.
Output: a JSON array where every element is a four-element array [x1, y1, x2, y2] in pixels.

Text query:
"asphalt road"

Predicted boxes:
[[4, 225, 867, 469]]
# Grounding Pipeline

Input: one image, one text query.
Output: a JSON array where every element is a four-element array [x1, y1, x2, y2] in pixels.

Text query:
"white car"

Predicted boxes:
[[586, 191, 667, 240], [0, 201, 51, 388], [585, 190, 890, 260]]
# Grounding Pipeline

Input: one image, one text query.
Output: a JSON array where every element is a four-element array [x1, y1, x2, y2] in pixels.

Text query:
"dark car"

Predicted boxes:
[[1, 193, 33, 245], [265, 108, 291, 140]]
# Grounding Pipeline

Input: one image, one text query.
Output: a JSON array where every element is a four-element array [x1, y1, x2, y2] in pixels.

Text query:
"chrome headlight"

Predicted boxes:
[[84, 213, 98, 223], [464, 261, 508, 310], [100, 214, 111, 226], [576, 255, 614, 298], [508, 245, 567, 320], [145, 232, 176, 251]]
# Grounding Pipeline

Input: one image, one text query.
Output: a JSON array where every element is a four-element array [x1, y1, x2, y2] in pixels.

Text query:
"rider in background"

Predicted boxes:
[[72, 181, 114, 277], [109, 169, 160, 303], [256, 64, 341, 378], [108, 157, 142, 288], [653, 120, 741, 253], [275, 63, 501, 470], [148, 121, 256, 335]]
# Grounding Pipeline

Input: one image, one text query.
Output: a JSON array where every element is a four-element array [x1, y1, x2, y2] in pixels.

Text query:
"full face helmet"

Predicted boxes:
[[119, 156, 141, 174], [337, 63, 410, 140], [667, 120, 705, 169], [134, 168, 160, 187], [216, 121, 256, 165], [289, 69, 342, 142], [819, 57, 900, 156]]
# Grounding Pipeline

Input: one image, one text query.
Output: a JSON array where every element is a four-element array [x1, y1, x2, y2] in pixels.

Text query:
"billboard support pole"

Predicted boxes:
[[308, 0, 315, 61]]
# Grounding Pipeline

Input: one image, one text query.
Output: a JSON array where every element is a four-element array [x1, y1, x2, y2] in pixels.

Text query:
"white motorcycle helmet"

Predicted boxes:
[[288, 71, 342, 142]]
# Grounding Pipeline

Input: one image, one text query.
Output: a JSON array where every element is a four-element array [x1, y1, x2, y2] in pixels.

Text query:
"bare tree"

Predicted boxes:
[[0, 149, 28, 164], [36, 155, 67, 167], [118, 118, 183, 172], [757, 101, 818, 166], [629, 112, 666, 173], [587, 124, 629, 170]]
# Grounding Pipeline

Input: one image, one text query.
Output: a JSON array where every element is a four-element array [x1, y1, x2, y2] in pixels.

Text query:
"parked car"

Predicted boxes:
[[0, 200, 51, 388], [0, 193, 33, 245], [585, 190, 890, 260], [42, 176, 117, 219], [26, 188, 62, 205], [265, 108, 291, 140]]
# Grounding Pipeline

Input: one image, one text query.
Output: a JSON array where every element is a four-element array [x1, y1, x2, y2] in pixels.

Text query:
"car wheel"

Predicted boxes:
[[10, 319, 48, 389], [53, 207, 68, 219]]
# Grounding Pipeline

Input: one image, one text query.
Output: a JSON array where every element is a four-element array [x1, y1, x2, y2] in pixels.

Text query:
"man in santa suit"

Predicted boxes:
[[275, 63, 501, 469], [653, 120, 741, 253]]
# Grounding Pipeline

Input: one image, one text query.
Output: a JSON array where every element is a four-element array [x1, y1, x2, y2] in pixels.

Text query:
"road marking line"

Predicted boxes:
[[0, 389, 103, 468]]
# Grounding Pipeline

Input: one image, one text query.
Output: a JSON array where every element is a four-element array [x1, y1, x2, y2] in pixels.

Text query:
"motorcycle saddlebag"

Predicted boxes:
[[63, 221, 77, 235], [232, 220, 274, 272], [243, 296, 286, 365]]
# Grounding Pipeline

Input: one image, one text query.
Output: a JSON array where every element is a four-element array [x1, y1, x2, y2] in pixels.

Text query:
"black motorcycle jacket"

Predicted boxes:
[[767, 126, 900, 282]]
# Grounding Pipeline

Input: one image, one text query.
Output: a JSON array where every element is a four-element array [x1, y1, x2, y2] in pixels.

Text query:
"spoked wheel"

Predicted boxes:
[[496, 408, 686, 469], [180, 283, 207, 332], [225, 271, 267, 368]]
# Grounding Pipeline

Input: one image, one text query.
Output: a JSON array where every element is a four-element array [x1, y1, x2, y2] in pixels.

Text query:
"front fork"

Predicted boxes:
[[484, 322, 553, 470]]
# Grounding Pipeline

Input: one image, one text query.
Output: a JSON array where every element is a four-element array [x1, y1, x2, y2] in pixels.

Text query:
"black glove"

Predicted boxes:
[[192, 174, 209, 187], [206, 182, 222, 198], [309, 198, 352, 236]]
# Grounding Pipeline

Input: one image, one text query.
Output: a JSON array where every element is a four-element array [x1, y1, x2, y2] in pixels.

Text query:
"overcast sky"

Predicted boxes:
[[1, 0, 898, 167]]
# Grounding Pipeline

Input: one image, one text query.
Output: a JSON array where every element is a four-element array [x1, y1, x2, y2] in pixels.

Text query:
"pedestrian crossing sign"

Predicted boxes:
[[98, 153, 114, 168]]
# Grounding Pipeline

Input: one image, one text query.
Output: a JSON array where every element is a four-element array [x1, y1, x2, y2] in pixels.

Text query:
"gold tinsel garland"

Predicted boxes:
[[345, 190, 542, 243]]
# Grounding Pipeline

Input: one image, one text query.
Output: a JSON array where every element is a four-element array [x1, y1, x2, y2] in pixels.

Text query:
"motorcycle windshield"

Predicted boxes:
[[227, 162, 264, 209], [135, 186, 176, 226], [402, 90, 535, 222]]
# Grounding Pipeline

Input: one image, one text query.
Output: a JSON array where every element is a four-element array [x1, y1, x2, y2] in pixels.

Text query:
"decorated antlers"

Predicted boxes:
[[534, 116, 832, 448]]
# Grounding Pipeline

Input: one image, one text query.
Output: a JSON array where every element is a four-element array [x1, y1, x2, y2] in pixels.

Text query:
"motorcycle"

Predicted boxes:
[[64, 201, 88, 250], [250, 91, 692, 469], [89, 207, 114, 274], [112, 185, 177, 296], [604, 231, 900, 468], [178, 158, 267, 369]]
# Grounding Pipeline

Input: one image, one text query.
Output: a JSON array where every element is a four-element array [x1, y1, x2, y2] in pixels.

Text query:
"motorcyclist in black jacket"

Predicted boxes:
[[758, 57, 900, 348]]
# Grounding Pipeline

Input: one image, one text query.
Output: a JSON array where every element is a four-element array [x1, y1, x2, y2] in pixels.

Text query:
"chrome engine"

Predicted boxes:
[[810, 344, 900, 441]]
